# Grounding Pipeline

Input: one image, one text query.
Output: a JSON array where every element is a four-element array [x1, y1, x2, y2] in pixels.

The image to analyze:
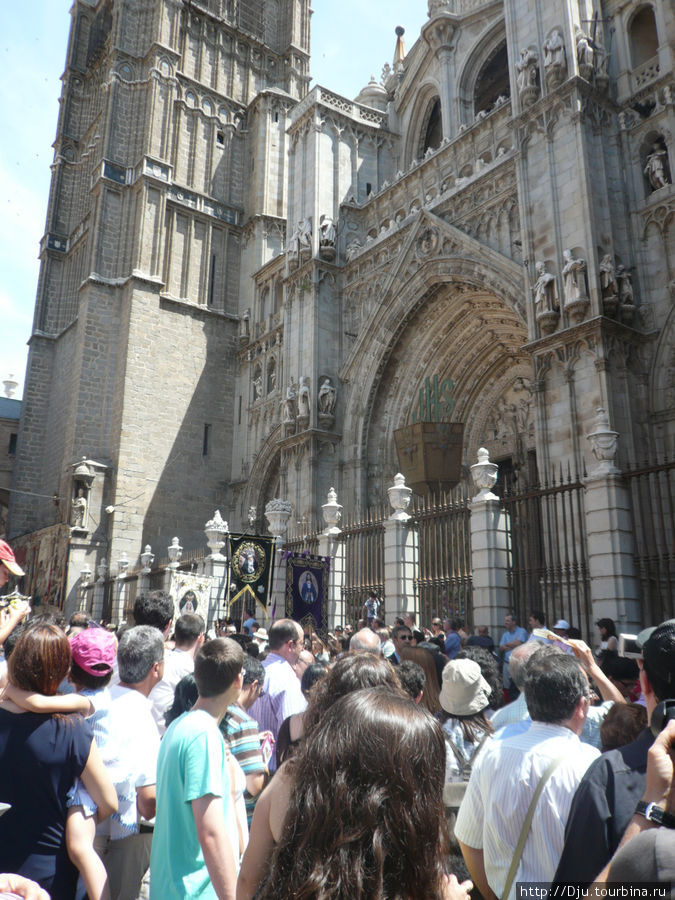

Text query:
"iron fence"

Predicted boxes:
[[337, 504, 387, 624], [501, 464, 591, 638], [412, 484, 473, 629]]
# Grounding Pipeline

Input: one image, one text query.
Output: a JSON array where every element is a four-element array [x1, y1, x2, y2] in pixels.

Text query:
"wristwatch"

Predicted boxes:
[[634, 800, 675, 829]]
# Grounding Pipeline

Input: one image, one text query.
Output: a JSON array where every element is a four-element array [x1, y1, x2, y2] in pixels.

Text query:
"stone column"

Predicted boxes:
[[92, 561, 107, 622], [265, 498, 293, 621], [138, 545, 154, 595], [112, 552, 129, 624], [584, 409, 641, 631], [78, 564, 92, 615], [470, 449, 510, 635], [203, 510, 230, 630], [317, 487, 344, 628], [383, 474, 418, 625]]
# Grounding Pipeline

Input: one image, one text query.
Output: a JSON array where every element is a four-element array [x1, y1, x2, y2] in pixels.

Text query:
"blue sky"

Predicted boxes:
[[1, 1, 427, 399]]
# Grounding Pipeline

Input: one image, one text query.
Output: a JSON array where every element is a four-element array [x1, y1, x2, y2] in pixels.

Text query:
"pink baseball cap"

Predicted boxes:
[[70, 627, 116, 676], [0, 540, 24, 577]]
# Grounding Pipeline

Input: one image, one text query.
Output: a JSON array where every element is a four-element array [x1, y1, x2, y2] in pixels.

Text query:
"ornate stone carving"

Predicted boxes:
[[345, 238, 363, 261], [252, 365, 262, 400], [319, 214, 336, 261], [265, 497, 292, 543], [533, 260, 559, 334], [282, 381, 297, 435], [70, 488, 87, 530], [575, 26, 594, 80], [586, 407, 619, 476], [470, 447, 498, 501], [205, 509, 229, 559], [516, 48, 539, 107], [416, 226, 439, 259], [287, 218, 312, 260], [616, 265, 636, 326], [387, 472, 412, 521], [562, 249, 589, 323], [644, 143, 671, 192], [599, 254, 619, 318], [321, 487, 342, 533], [239, 308, 250, 344], [543, 29, 567, 89], [317, 376, 337, 427], [297, 375, 310, 426]]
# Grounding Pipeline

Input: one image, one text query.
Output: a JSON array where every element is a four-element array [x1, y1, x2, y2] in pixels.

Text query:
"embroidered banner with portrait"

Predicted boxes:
[[284, 552, 330, 633], [228, 534, 275, 614]]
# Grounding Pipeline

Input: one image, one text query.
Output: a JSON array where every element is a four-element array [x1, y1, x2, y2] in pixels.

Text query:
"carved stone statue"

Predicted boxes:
[[252, 371, 263, 400], [644, 143, 671, 191], [282, 382, 297, 423], [287, 219, 312, 260], [516, 48, 539, 106], [599, 254, 619, 316], [345, 238, 363, 261], [562, 249, 589, 323], [71, 488, 87, 530], [239, 308, 250, 343], [317, 377, 337, 416], [543, 29, 567, 88], [297, 376, 310, 421], [575, 26, 594, 78], [533, 261, 559, 334], [616, 265, 636, 325], [319, 215, 336, 261]]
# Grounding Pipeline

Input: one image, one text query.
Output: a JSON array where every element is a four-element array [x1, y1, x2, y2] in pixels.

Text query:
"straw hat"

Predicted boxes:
[[439, 658, 491, 716]]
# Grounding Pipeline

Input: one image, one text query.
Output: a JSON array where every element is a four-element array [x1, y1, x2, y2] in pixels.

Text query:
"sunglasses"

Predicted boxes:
[[399, 634, 413, 641]]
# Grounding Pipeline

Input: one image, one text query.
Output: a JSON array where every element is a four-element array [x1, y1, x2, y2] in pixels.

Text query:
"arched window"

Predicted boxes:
[[474, 41, 510, 116], [629, 6, 659, 68], [421, 98, 443, 155], [260, 286, 269, 320]]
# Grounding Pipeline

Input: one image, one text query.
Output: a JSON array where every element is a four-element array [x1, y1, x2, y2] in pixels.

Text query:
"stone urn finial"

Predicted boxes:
[[167, 536, 183, 570], [205, 510, 229, 560], [388, 473, 412, 521], [587, 408, 620, 476], [322, 487, 343, 534], [265, 498, 293, 545], [140, 545, 154, 574], [471, 448, 499, 501]]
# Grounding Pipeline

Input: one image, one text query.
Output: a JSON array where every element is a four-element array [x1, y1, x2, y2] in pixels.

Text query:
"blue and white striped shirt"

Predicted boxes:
[[455, 721, 599, 899]]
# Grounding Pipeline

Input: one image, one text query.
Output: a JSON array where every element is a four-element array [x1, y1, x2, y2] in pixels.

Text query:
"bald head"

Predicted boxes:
[[349, 628, 381, 655], [509, 640, 545, 689]]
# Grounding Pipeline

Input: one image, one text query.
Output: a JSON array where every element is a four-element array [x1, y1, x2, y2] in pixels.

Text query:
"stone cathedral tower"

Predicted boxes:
[[9, 0, 311, 597]]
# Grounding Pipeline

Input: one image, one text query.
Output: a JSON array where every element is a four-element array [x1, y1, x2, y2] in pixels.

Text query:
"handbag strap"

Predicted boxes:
[[501, 752, 567, 899]]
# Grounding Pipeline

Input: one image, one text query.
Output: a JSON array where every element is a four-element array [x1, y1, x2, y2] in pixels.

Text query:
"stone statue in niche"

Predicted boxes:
[[252, 371, 263, 400], [239, 309, 250, 343], [543, 29, 567, 88], [297, 376, 310, 423], [561, 249, 589, 322], [599, 254, 619, 317], [533, 261, 559, 334], [287, 218, 312, 260], [516, 48, 539, 107], [319, 215, 336, 261], [318, 377, 337, 418], [575, 26, 594, 79], [616, 265, 636, 325], [70, 488, 87, 530], [644, 143, 671, 191], [282, 382, 297, 427]]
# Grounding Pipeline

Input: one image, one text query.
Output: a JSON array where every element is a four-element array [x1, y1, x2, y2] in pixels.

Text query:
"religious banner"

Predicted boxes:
[[228, 534, 275, 614], [284, 552, 330, 633], [169, 571, 212, 620]]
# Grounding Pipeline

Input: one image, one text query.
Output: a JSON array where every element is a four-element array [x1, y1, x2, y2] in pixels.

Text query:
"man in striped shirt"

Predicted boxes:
[[221, 656, 269, 826], [247, 618, 307, 771], [455, 649, 599, 900]]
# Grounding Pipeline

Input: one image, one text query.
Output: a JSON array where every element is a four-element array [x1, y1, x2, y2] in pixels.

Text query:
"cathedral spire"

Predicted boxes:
[[393, 26, 406, 69]]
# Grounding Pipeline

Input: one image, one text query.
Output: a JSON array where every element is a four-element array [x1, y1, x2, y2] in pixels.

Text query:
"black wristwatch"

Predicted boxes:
[[635, 800, 675, 829]]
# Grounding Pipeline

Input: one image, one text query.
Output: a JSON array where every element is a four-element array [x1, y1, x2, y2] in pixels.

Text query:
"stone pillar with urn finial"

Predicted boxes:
[[383, 474, 418, 625], [584, 409, 641, 631], [265, 498, 293, 621], [203, 511, 230, 627], [470, 448, 510, 635], [317, 487, 344, 627]]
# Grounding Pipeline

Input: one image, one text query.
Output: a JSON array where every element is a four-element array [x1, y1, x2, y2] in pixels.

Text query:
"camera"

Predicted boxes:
[[618, 633, 642, 659], [651, 698, 675, 738]]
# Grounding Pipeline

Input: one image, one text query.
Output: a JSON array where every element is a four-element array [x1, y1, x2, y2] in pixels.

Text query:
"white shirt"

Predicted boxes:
[[247, 651, 306, 771], [149, 647, 195, 735], [96, 684, 160, 840], [455, 721, 599, 899]]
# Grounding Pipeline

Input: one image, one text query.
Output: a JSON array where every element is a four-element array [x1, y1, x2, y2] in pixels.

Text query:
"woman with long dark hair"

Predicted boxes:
[[400, 645, 442, 714], [243, 687, 472, 900]]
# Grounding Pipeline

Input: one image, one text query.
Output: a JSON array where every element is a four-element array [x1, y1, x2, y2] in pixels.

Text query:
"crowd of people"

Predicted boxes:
[[0, 537, 674, 900]]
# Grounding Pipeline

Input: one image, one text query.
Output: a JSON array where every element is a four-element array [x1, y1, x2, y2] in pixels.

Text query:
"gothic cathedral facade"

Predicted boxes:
[[9, 0, 674, 619]]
